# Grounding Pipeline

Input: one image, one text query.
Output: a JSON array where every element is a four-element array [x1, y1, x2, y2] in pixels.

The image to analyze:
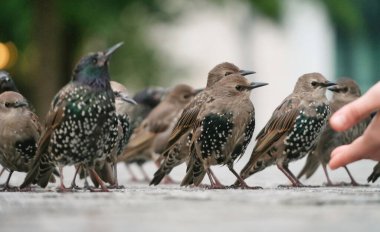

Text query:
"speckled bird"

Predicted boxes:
[[0, 91, 41, 190], [297, 79, 369, 186], [117, 84, 200, 182], [176, 74, 267, 188], [150, 62, 255, 186], [368, 162, 380, 183], [123, 87, 167, 181], [238, 73, 335, 187], [20, 43, 123, 191]]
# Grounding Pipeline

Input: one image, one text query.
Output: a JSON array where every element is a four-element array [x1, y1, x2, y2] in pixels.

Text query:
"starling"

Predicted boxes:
[[20, 43, 123, 191], [123, 87, 167, 181], [0, 71, 19, 94], [117, 84, 200, 181], [0, 91, 41, 190], [150, 62, 255, 186], [0, 71, 19, 178], [368, 162, 380, 183], [177, 74, 267, 188], [238, 73, 335, 187], [297, 79, 369, 186]]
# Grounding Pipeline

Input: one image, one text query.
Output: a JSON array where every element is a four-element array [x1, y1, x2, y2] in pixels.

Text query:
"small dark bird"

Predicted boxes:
[[0, 71, 20, 178], [87, 81, 136, 188], [368, 162, 380, 183], [123, 87, 167, 181], [297, 79, 369, 186], [238, 73, 335, 187], [0, 91, 41, 191], [21, 43, 123, 192], [178, 74, 267, 188], [117, 84, 200, 182], [0, 71, 19, 94], [150, 62, 255, 186]]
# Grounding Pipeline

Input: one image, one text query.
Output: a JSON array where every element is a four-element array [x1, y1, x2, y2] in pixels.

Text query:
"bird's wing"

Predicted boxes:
[[254, 96, 300, 154], [165, 94, 206, 150]]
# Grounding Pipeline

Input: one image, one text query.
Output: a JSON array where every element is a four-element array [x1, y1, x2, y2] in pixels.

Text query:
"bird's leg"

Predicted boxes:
[[228, 164, 262, 190], [0, 167, 6, 177], [89, 168, 109, 192], [126, 164, 139, 182], [137, 165, 151, 182], [277, 163, 305, 187], [0, 170, 17, 191], [70, 165, 82, 190], [205, 168, 225, 189], [109, 162, 124, 189], [83, 168, 90, 189], [322, 164, 334, 186], [344, 166, 367, 186], [209, 168, 223, 187], [57, 167, 71, 192]]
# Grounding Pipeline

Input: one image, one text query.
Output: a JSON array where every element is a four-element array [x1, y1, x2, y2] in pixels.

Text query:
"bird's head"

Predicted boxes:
[[0, 91, 29, 114], [294, 73, 336, 96], [133, 87, 167, 108], [328, 78, 361, 101], [167, 84, 200, 106], [72, 42, 123, 89], [0, 71, 18, 94], [207, 62, 255, 87], [214, 74, 267, 97]]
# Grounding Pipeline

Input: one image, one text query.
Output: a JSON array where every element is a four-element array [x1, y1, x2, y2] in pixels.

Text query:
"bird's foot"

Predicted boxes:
[[324, 181, 369, 187], [88, 187, 110, 192], [278, 184, 320, 188], [107, 184, 125, 190], [0, 185, 19, 192], [205, 183, 227, 189]]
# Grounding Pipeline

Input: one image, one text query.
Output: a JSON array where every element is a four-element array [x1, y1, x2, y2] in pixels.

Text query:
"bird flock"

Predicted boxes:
[[0, 43, 378, 192]]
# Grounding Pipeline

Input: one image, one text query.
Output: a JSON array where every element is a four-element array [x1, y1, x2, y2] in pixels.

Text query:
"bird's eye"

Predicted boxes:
[[92, 57, 98, 64], [183, 94, 191, 99], [342, 87, 348, 93], [311, 81, 317, 87], [235, 85, 243, 91], [225, 71, 233, 76], [4, 102, 11, 108]]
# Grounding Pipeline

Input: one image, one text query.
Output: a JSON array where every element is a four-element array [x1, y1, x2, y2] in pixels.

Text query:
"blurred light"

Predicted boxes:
[[0, 42, 18, 69]]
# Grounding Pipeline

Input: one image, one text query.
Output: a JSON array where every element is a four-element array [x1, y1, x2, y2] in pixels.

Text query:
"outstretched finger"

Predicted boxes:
[[329, 136, 369, 169]]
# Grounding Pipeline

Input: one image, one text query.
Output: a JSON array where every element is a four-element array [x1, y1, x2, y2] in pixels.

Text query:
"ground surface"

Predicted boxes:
[[0, 159, 379, 232]]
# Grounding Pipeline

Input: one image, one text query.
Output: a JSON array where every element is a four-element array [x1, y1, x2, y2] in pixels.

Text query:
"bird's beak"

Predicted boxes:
[[327, 85, 341, 92], [248, 82, 268, 90], [193, 88, 204, 95], [121, 96, 137, 105], [239, 70, 256, 76], [14, 101, 28, 108], [105, 42, 124, 58], [321, 81, 337, 88]]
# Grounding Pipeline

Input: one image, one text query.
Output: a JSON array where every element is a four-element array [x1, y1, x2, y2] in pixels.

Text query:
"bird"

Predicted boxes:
[[150, 62, 255, 186], [297, 78, 369, 186], [0, 71, 19, 94], [176, 74, 267, 188], [117, 84, 200, 182], [0, 91, 41, 191], [237, 73, 336, 187], [123, 86, 167, 181], [368, 162, 380, 183], [0, 71, 20, 179], [20, 42, 123, 192]]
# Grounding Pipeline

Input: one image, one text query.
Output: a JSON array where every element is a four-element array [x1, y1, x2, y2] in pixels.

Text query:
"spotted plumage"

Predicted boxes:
[[238, 73, 335, 187], [150, 62, 255, 186], [178, 74, 267, 188], [298, 78, 370, 185], [21, 43, 123, 191], [0, 91, 41, 190]]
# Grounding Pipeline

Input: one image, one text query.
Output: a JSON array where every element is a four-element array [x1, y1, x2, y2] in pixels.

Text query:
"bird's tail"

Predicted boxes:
[[150, 148, 182, 186], [297, 152, 320, 179], [20, 153, 56, 189], [181, 148, 205, 187], [368, 162, 380, 183], [236, 151, 273, 186]]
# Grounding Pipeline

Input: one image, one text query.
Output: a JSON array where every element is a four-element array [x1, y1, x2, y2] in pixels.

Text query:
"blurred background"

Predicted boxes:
[[1, 0, 379, 116], [1, 0, 379, 185]]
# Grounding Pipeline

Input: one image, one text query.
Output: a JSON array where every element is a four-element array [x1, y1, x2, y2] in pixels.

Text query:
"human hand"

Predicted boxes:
[[329, 81, 380, 169]]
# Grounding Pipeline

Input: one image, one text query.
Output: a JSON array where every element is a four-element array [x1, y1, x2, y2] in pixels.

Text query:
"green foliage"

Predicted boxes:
[[245, 0, 282, 21]]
